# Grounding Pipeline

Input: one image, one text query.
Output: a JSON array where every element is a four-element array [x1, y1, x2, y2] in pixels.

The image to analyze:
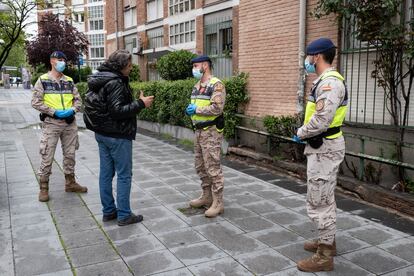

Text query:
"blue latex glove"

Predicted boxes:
[[292, 135, 305, 144], [54, 109, 74, 119], [185, 104, 197, 116]]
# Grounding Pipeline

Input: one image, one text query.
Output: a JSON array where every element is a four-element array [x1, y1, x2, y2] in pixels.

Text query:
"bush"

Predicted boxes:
[[129, 64, 140, 82], [31, 64, 48, 86], [156, 50, 196, 80], [76, 82, 88, 102]]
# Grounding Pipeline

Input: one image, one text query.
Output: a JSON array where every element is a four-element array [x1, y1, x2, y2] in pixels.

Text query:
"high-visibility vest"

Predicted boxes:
[[40, 73, 74, 110], [191, 77, 224, 131], [304, 70, 348, 139]]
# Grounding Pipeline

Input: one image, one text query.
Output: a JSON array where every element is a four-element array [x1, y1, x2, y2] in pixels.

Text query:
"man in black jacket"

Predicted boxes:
[[84, 50, 154, 226]]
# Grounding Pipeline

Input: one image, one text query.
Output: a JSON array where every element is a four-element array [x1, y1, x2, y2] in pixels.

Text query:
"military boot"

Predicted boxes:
[[304, 239, 337, 256], [65, 174, 88, 193], [189, 187, 212, 208], [205, 190, 224, 218], [297, 243, 334, 272], [38, 176, 49, 202]]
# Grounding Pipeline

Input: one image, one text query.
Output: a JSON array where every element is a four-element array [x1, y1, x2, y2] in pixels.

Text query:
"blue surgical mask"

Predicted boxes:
[[304, 59, 316, 74], [192, 68, 203, 80], [55, 61, 66, 73]]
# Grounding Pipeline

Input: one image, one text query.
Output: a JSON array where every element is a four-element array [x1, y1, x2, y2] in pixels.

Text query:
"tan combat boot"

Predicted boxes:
[[297, 243, 334, 272], [65, 174, 88, 193], [205, 190, 224, 218], [189, 187, 212, 208], [38, 176, 49, 202], [304, 239, 337, 256]]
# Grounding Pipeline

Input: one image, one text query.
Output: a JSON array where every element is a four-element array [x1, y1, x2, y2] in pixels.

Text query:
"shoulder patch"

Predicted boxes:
[[321, 85, 332, 91], [316, 99, 325, 111], [215, 82, 224, 91]]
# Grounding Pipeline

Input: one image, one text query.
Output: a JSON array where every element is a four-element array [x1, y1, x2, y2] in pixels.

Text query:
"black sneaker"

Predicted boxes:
[[117, 213, 143, 226], [103, 211, 117, 222]]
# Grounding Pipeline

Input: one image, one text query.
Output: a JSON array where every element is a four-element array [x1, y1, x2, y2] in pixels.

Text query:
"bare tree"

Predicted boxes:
[[0, 0, 39, 69]]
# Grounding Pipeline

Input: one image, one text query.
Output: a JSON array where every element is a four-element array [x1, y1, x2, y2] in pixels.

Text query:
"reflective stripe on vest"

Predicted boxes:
[[40, 73, 74, 110], [304, 71, 348, 139], [191, 77, 223, 131]]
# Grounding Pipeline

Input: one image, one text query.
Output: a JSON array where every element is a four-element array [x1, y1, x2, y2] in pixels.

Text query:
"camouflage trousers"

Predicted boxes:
[[38, 119, 79, 177], [194, 127, 224, 193], [306, 150, 345, 245]]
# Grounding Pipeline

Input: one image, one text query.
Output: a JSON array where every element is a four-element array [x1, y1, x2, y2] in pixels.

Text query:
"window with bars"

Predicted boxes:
[[340, 2, 414, 126], [169, 20, 195, 45], [169, 0, 195, 16], [147, 27, 164, 48]]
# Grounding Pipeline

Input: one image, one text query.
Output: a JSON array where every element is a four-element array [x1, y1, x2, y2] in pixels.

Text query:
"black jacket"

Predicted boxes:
[[83, 64, 145, 140]]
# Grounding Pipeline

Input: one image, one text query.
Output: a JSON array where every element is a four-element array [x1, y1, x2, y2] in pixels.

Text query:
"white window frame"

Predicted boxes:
[[169, 20, 195, 45], [147, 0, 164, 22], [169, 0, 195, 16], [124, 7, 137, 29], [88, 6, 104, 31]]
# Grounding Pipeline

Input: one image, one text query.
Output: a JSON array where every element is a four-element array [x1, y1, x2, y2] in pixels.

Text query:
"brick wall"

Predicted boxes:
[[105, 0, 126, 56], [239, 0, 338, 118], [137, 0, 147, 25], [196, 16, 204, 54]]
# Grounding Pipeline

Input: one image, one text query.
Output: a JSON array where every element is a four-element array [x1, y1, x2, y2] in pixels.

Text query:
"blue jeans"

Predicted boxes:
[[95, 133, 133, 220]]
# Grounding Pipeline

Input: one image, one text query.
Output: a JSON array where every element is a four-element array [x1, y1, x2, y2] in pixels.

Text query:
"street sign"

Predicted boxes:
[[79, 55, 84, 66]]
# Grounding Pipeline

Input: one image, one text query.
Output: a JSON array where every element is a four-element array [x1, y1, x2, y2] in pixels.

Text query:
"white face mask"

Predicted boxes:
[[192, 68, 203, 79], [55, 61, 66, 73]]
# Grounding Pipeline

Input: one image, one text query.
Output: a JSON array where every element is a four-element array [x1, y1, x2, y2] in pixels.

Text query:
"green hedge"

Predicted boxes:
[[77, 73, 249, 139]]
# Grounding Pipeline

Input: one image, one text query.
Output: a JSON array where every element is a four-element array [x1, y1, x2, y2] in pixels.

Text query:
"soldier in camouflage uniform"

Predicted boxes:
[[32, 51, 87, 202], [185, 55, 226, 218], [294, 38, 348, 272]]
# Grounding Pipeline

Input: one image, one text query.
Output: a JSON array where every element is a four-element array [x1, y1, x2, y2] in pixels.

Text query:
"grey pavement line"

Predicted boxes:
[[52, 154, 134, 275], [3, 153, 16, 276], [22, 147, 77, 276]]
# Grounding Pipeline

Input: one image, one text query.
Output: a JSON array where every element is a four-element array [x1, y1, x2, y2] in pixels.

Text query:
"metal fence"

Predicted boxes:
[[340, 4, 414, 127], [204, 18, 233, 79]]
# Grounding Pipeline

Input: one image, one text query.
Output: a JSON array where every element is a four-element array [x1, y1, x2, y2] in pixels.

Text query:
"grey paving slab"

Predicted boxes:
[[276, 195, 307, 209], [138, 205, 174, 220], [253, 189, 296, 200], [126, 249, 184, 276], [345, 224, 404, 246], [0, 238, 13, 276], [334, 232, 372, 255], [267, 268, 316, 275], [35, 269, 74, 276], [242, 200, 285, 215], [151, 267, 193, 276], [265, 209, 308, 226], [341, 246, 410, 275], [187, 256, 254, 276], [143, 215, 188, 234], [315, 256, 375, 276], [170, 241, 228, 266], [67, 242, 119, 268], [236, 248, 296, 275], [57, 216, 98, 234], [274, 241, 315, 263], [230, 192, 267, 205], [229, 215, 275, 232], [0, 213, 11, 230], [11, 211, 54, 227], [115, 233, 166, 258], [378, 237, 414, 263], [336, 213, 369, 230], [181, 213, 225, 227], [76, 259, 132, 276], [12, 222, 58, 240], [14, 249, 70, 276], [157, 227, 206, 248], [13, 235, 63, 255], [61, 228, 108, 249], [382, 265, 414, 276], [249, 226, 305, 248], [155, 193, 189, 204], [103, 222, 150, 241], [287, 220, 318, 239], [221, 204, 258, 219]]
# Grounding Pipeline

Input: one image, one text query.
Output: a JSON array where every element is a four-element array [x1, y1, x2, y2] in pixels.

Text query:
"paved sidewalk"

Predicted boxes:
[[1, 88, 414, 276]]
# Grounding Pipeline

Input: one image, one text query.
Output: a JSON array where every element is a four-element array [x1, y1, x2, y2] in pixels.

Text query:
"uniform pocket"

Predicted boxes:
[[39, 136, 48, 155]]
